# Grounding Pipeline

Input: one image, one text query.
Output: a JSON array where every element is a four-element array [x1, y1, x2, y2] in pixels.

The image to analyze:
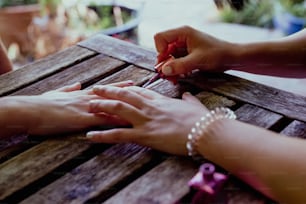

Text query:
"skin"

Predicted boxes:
[[0, 80, 133, 138], [87, 85, 306, 203], [154, 26, 306, 78], [86, 26, 306, 203], [0, 39, 13, 75]]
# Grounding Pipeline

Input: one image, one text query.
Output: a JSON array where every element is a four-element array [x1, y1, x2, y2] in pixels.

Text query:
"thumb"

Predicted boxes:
[[161, 53, 198, 76]]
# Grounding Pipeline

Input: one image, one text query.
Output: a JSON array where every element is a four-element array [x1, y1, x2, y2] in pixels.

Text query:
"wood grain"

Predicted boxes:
[[12, 54, 125, 96], [93, 65, 155, 87], [281, 120, 306, 139], [104, 157, 198, 204], [104, 103, 283, 204], [0, 55, 127, 163], [180, 72, 306, 123], [21, 144, 158, 204], [0, 46, 96, 96], [78, 34, 156, 71], [0, 136, 91, 199]]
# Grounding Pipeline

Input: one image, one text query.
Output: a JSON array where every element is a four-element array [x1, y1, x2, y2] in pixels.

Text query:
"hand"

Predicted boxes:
[[25, 81, 133, 135], [154, 26, 235, 76], [86, 85, 209, 155]]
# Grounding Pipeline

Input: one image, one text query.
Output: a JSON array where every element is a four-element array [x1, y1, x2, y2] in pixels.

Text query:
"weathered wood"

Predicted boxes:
[[180, 72, 306, 123], [78, 34, 156, 71], [0, 136, 91, 199], [93, 64, 155, 87], [12, 54, 125, 96], [21, 144, 158, 204], [0, 55, 127, 163], [281, 120, 306, 139], [235, 104, 283, 128], [104, 157, 198, 204], [104, 103, 282, 203], [0, 67, 157, 200], [0, 46, 96, 96], [196, 91, 236, 110]]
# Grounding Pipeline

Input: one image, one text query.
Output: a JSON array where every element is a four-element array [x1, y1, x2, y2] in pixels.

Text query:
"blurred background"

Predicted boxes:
[[0, 0, 305, 95]]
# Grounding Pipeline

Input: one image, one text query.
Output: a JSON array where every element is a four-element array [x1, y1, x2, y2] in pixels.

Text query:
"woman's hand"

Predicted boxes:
[[86, 85, 209, 155], [154, 26, 236, 76], [0, 81, 133, 137], [27, 81, 134, 135]]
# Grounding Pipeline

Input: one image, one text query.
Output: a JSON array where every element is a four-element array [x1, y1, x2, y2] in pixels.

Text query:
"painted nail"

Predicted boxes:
[[86, 132, 97, 138], [163, 66, 173, 76]]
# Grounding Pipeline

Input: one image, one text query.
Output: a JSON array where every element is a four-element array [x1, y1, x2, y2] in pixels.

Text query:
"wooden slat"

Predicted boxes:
[[93, 64, 155, 87], [0, 46, 96, 96], [0, 136, 91, 199], [105, 103, 283, 203], [180, 72, 306, 123], [21, 144, 158, 204], [0, 67, 159, 200], [104, 157, 198, 204], [0, 55, 127, 163], [235, 104, 283, 128], [12, 54, 125, 96], [78, 34, 156, 71], [281, 120, 306, 139]]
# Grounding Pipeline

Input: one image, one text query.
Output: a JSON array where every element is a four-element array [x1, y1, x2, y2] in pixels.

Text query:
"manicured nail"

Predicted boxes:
[[93, 85, 105, 92], [163, 66, 173, 76], [86, 132, 98, 139]]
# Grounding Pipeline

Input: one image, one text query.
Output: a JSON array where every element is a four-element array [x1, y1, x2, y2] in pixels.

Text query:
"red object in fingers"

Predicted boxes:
[[154, 56, 178, 84], [158, 41, 187, 63]]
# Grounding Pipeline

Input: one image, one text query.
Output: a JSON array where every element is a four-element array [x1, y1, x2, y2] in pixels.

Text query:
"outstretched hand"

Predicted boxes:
[[86, 85, 209, 155], [27, 81, 133, 136]]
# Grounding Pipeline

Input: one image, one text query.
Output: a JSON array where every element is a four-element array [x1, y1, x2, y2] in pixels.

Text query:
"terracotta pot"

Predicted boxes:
[[0, 4, 40, 55]]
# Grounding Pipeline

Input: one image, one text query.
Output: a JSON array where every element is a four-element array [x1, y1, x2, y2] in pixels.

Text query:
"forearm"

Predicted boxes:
[[199, 119, 306, 203], [227, 29, 306, 77], [0, 96, 36, 138]]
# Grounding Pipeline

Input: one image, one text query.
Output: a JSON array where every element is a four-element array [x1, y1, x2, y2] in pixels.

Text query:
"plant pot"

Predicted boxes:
[[66, 3, 141, 44], [0, 4, 40, 54], [273, 12, 306, 35]]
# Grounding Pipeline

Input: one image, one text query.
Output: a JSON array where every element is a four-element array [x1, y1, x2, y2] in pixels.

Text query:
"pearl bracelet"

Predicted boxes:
[[186, 107, 236, 158]]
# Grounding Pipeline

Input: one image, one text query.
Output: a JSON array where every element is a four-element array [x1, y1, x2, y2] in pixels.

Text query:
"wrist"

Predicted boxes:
[[186, 107, 236, 159], [0, 96, 38, 136]]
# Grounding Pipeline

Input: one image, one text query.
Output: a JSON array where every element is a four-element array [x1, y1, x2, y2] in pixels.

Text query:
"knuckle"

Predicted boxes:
[[116, 89, 129, 99], [112, 101, 125, 111]]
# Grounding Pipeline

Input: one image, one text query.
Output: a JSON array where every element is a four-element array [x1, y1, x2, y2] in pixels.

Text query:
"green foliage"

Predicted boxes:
[[279, 0, 306, 17], [219, 0, 274, 28], [0, 0, 38, 7]]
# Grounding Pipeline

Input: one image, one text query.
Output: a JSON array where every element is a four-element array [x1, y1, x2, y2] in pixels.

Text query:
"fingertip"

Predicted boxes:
[[162, 65, 173, 76], [182, 92, 192, 99], [93, 85, 105, 94], [86, 131, 101, 140]]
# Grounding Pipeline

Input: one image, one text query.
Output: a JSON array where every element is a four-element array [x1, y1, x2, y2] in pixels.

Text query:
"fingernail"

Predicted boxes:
[[163, 66, 173, 76], [184, 92, 191, 95], [93, 85, 106, 92], [86, 132, 98, 139], [126, 80, 134, 85]]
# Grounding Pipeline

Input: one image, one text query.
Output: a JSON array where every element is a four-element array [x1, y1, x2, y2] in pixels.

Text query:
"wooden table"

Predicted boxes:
[[0, 34, 306, 204]]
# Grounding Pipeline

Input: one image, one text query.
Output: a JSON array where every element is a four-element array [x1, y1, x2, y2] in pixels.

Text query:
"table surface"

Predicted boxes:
[[0, 34, 306, 204]]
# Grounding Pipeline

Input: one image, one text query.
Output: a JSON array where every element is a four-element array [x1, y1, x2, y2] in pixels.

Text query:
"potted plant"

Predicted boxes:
[[216, 0, 274, 28], [0, 0, 41, 56], [273, 0, 306, 35]]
